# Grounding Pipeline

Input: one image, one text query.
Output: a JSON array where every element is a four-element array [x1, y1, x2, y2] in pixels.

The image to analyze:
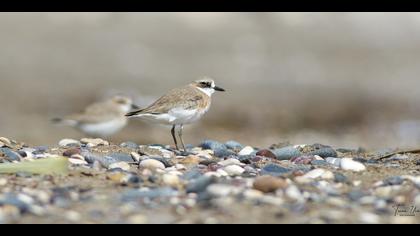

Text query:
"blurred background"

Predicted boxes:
[[1, 12, 420, 149]]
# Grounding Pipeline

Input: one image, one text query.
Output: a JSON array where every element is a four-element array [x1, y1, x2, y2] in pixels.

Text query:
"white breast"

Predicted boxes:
[[133, 106, 210, 125], [78, 118, 127, 137]]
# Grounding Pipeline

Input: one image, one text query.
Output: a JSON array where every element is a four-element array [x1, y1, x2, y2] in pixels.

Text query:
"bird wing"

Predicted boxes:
[[66, 100, 122, 124], [126, 85, 207, 116]]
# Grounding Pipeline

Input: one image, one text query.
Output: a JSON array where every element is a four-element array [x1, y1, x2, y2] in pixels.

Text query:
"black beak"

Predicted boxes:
[[131, 104, 140, 110], [214, 86, 225, 92]]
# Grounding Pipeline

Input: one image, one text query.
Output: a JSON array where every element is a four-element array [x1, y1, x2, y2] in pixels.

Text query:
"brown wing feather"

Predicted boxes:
[[126, 85, 208, 116]]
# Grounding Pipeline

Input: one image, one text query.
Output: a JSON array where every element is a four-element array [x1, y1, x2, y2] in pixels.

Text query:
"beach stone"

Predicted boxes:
[[326, 157, 342, 167], [59, 139, 81, 147], [63, 148, 81, 157], [68, 157, 88, 165], [307, 147, 337, 158], [0, 148, 21, 162], [199, 140, 233, 158], [120, 141, 139, 149], [108, 162, 131, 171], [186, 176, 215, 193], [218, 158, 241, 166], [225, 141, 243, 151], [139, 159, 165, 170], [206, 184, 241, 197], [255, 149, 276, 159], [253, 176, 288, 193], [290, 155, 316, 164], [80, 138, 109, 147], [238, 146, 254, 156], [340, 158, 366, 172], [108, 153, 135, 163], [162, 174, 180, 187], [121, 187, 178, 201], [311, 160, 328, 166], [302, 168, 334, 179], [383, 176, 404, 186], [260, 164, 292, 176], [272, 146, 302, 160], [137, 146, 166, 157], [130, 152, 141, 162], [223, 165, 245, 176], [334, 173, 349, 183], [0, 137, 11, 147]]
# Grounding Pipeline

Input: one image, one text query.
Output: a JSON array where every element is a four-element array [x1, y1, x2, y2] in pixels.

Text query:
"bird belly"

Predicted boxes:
[[78, 119, 127, 137]]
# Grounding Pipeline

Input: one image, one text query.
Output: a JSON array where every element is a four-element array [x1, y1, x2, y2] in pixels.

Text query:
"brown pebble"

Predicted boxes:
[[253, 175, 288, 193], [63, 148, 81, 157], [256, 149, 277, 159]]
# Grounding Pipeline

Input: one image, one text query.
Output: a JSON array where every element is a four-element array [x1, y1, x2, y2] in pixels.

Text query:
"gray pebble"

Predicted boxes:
[[260, 164, 292, 176], [121, 187, 178, 201], [225, 140, 243, 150], [383, 176, 404, 186], [311, 160, 328, 166], [272, 146, 302, 160], [186, 176, 216, 193], [0, 148, 21, 161], [307, 148, 337, 158], [120, 141, 139, 149], [334, 173, 349, 183]]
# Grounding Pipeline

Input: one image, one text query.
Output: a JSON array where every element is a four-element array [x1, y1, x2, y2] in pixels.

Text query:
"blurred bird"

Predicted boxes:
[[126, 77, 225, 151], [52, 95, 138, 138]]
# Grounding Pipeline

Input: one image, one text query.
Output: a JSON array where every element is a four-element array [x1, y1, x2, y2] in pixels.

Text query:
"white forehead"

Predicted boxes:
[[196, 78, 215, 87]]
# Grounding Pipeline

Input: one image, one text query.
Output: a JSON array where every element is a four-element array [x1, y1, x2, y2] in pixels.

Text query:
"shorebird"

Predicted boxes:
[[52, 95, 138, 138], [125, 77, 225, 151]]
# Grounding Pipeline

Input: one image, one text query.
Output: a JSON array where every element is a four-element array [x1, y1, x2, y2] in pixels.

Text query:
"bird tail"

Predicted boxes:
[[51, 117, 78, 126]]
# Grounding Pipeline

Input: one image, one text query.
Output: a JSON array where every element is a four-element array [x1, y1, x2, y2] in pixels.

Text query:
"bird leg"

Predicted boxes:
[[171, 125, 179, 150], [178, 124, 186, 152]]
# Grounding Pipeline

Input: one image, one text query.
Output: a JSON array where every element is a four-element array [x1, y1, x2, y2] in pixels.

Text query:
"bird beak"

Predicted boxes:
[[131, 104, 140, 110], [214, 86, 225, 92]]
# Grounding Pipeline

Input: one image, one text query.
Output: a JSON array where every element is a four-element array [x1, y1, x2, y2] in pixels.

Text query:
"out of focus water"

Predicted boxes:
[[1, 12, 420, 149]]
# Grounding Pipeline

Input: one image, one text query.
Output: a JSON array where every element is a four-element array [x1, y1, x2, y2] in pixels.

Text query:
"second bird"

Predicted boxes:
[[126, 77, 225, 151], [53, 96, 138, 138]]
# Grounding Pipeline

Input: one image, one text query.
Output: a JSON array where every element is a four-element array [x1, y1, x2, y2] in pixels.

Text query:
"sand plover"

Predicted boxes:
[[126, 77, 225, 151], [53, 96, 138, 138]]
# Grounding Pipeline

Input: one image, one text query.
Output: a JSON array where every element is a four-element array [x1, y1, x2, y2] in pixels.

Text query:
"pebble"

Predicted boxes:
[[255, 149, 276, 159], [272, 146, 302, 160], [80, 138, 109, 147], [68, 157, 88, 165], [223, 165, 245, 176], [218, 158, 241, 166], [0, 178, 7, 186], [0, 148, 21, 162], [128, 214, 148, 224], [307, 147, 337, 158], [325, 157, 341, 167], [225, 141, 243, 151], [186, 176, 215, 193], [340, 158, 366, 172], [63, 148, 81, 157], [120, 141, 139, 149], [199, 140, 235, 158], [285, 185, 304, 203], [58, 139, 81, 147], [260, 164, 292, 176], [162, 174, 180, 187], [359, 212, 380, 224], [253, 176, 288, 193], [383, 176, 404, 186], [0, 137, 11, 146], [108, 153, 135, 163], [334, 173, 349, 183], [304, 168, 334, 179], [206, 184, 241, 197], [139, 159, 165, 171], [238, 146, 254, 156], [108, 162, 131, 171], [130, 152, 141, 162]]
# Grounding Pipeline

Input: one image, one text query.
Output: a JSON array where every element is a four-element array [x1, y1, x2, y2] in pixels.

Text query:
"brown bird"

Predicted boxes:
[[126, 77, 225, 151]]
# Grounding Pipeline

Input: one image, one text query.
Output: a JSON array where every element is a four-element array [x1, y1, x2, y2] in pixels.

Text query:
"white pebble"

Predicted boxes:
[[325, 157, 341, 167], [218, 158, 241, 166], [139, 159, 165, 170], [130, 152, 141, 162], [285, 185, 304, 203], [359, 212, 380, 224], [223, 165, 245, 176], [207, 184, 241, 197], [68, 158, 88, 165], [340, 158, 366, 172], [0, 178, 7, 186], [162, 174, 180, 187], [58, 139, 80, 147], [108, 162, 131, 171], [80, 138, 109, 147], [238, 146, 254, 156]]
